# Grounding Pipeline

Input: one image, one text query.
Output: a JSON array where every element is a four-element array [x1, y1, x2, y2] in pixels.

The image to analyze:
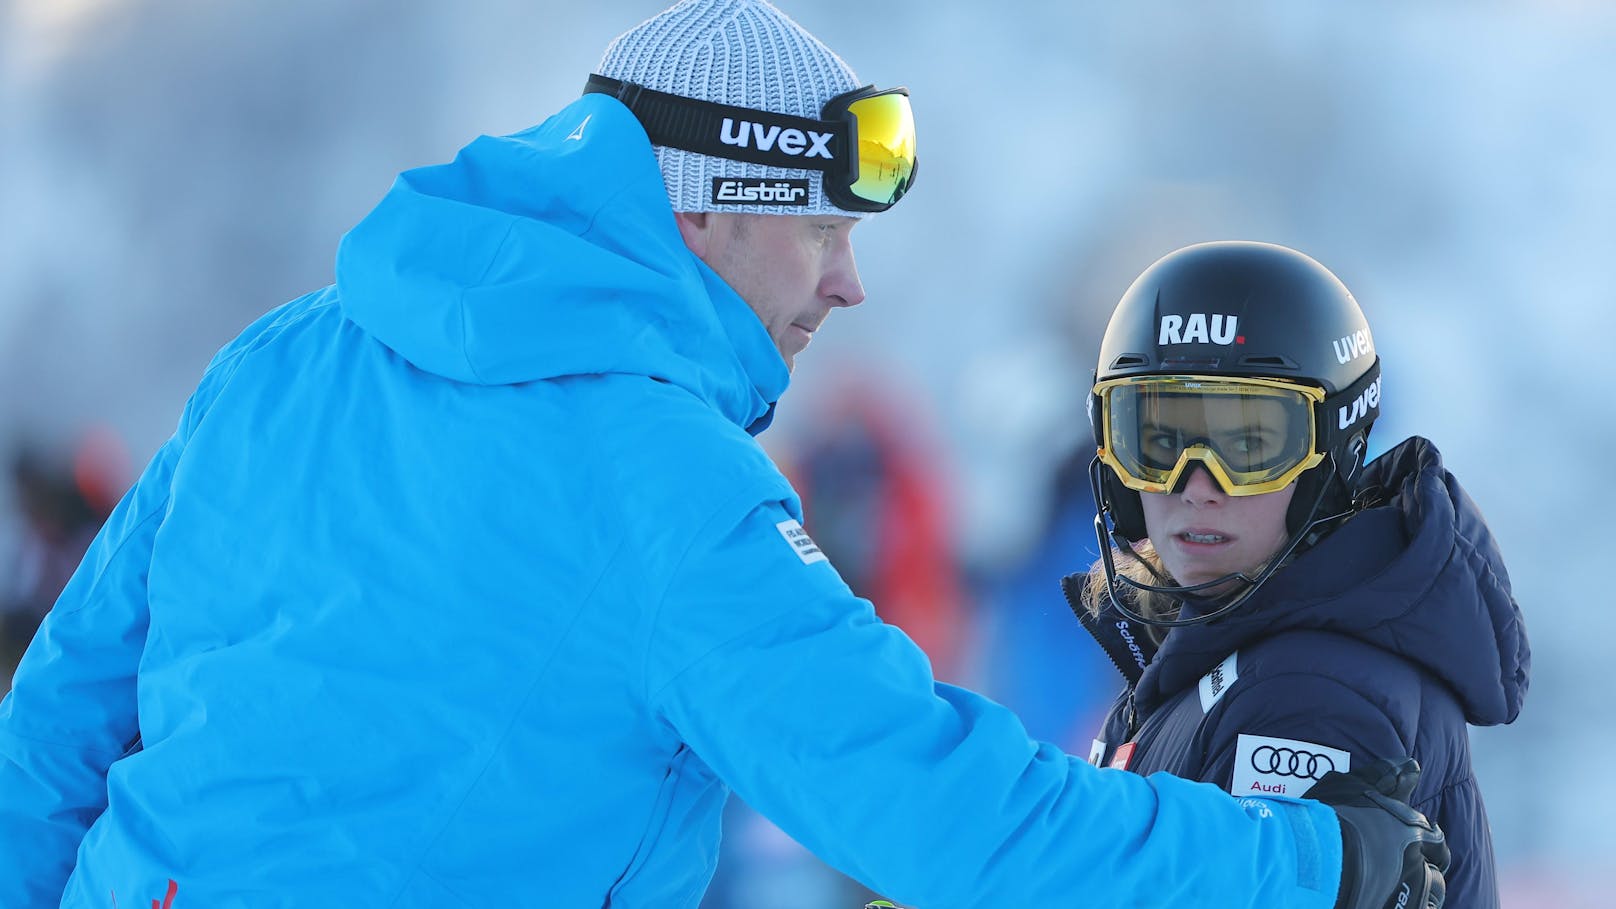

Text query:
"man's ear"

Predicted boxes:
[[673, 211, 712, 257]]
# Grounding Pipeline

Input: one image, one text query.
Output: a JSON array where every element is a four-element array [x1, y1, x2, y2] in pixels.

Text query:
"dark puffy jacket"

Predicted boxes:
[[1072, 436, 1529, 909]]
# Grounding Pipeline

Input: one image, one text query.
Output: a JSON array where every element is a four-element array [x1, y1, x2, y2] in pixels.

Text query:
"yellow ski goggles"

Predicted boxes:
[[827, 85, 917, 211], [1095, 374, 1327, 496]]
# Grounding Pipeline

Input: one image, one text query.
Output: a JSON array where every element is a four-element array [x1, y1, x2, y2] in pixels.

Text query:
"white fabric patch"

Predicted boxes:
[[1198, 651, 1240, 713], [1230, 734, 1350, 799], [775, 519, 828, 565], [1088, 738, 1106, 767]]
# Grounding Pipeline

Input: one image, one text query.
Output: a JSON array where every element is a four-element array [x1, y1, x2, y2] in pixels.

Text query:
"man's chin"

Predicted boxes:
[[776, 337, 808, 372]]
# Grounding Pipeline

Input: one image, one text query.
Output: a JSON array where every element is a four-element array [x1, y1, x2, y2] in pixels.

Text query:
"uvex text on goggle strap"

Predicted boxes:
[[583, 74, 917, 213], [1095, 363, 1382, 497]]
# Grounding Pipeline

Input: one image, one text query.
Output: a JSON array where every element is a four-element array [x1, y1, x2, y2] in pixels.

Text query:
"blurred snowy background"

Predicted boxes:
[[2, 0, 1610, 906]]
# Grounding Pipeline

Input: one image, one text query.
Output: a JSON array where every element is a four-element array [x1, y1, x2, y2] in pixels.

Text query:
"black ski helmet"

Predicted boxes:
[[1089, 240, 1382, 544]]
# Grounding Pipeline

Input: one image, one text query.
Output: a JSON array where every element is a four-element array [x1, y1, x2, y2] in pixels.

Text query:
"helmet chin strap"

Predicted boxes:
[[1088, 454, 1354, 629]]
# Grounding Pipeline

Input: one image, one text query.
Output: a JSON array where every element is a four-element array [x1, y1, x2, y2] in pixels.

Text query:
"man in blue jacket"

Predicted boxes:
[[0, 1, 1445, 906]]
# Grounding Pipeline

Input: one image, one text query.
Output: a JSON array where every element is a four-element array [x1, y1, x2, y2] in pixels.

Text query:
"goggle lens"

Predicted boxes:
[[845, 91, 916, 207], [1100, 377, 1324, 495]]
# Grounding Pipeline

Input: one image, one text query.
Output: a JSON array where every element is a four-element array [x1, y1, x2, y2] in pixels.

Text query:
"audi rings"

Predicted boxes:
[[1251, 745, 1336, 779]]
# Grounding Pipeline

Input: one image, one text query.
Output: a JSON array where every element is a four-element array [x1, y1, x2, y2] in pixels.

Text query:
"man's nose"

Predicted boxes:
[[823, 239, 865, 308]]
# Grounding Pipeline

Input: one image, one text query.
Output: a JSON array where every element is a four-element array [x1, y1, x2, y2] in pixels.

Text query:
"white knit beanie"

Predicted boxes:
[[598, 0, 864, 216]]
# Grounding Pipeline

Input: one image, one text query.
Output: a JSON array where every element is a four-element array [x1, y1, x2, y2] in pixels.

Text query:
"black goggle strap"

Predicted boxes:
[[1317, 357, 1382, 479], [583, 74, 850, 175]]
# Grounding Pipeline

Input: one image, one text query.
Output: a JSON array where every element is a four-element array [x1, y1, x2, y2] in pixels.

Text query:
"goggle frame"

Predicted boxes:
[[1094, 373, 1327, 497]]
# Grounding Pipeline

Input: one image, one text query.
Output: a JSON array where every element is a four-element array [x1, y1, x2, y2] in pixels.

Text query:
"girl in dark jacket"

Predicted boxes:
[[1067, 241, 1529, 909]]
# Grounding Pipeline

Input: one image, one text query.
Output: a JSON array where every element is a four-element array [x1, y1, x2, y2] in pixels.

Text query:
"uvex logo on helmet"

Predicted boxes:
[[720, 118, 835, 159], [1159, 313, 1240, 346], [1334, 330, 1373, 365]]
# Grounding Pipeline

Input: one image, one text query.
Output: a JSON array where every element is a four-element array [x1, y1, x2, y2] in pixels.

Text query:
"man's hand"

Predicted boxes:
[[1306, 758, 1449, 909]]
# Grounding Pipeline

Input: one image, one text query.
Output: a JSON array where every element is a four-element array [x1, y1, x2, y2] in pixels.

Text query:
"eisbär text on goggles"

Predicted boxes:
[[583, 74, 917, 213], [1095, 375, 1328, 497]]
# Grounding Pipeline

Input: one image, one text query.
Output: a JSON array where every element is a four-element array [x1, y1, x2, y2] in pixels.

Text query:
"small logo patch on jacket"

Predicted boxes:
[[1230, 734, 1349, 798], [1198, 651, 1239, 713], [775, 519, 828, 564]]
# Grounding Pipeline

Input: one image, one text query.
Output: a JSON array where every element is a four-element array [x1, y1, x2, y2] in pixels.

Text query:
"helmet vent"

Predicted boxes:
[[1109, 354, 1150, 369], [1236, 354, 1299, 370], [1162, 356, 1221, 369]]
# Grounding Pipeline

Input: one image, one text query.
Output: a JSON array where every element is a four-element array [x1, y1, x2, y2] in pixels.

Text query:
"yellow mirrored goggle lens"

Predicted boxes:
[[1098, 377, 1324, 496], [846, 92, 916, 205]]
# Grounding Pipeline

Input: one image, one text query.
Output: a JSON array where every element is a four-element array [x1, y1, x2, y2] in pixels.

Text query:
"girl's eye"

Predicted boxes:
[[1227, 432, 1278, 460], [1143, 429, 1183, 453]]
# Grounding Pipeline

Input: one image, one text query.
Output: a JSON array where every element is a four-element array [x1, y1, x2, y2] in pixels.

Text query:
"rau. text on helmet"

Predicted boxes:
[[1159, 313, 1239, 346]]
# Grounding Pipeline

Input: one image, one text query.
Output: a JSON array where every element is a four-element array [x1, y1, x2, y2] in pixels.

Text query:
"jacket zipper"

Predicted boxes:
[[1063, 572, 1149, 749]]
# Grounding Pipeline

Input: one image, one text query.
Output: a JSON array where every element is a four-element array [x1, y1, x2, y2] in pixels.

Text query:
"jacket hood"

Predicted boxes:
[[1137, 436, 1529, 727], [334, 94, 787, 433]]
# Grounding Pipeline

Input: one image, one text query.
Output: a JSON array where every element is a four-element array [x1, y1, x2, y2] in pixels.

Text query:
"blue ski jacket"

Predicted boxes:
[[3, 94, 1350, 908], [1076, 437, 1530, 909]]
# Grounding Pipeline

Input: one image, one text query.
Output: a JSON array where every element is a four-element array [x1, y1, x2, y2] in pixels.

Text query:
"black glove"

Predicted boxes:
[[1306, 758, 1449, 909]]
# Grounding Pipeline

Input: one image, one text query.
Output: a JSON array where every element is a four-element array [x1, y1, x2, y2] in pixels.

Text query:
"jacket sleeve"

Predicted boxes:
[[645, 498, 1347, 909], [0, 295, 319, 904]]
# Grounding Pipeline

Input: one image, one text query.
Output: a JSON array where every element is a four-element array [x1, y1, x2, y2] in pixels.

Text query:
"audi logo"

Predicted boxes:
[[1251, 746, 1336, 779]]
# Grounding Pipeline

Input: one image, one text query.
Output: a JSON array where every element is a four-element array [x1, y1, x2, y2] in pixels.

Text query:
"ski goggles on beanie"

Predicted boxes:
[[1095, 374, 1330, 497], [583, 74, 917, 213]]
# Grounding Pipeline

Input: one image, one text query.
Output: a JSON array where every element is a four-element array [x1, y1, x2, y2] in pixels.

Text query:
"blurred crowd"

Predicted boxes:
[[1, 427, 128, 695]]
